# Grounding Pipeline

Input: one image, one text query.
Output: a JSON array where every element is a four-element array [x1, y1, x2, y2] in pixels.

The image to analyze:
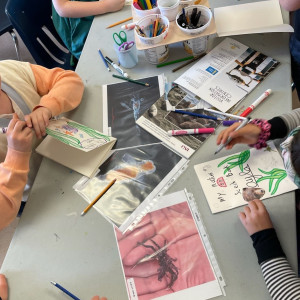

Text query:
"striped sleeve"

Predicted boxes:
[[260, 257, 300, 300], [279, 108, 300, 133]]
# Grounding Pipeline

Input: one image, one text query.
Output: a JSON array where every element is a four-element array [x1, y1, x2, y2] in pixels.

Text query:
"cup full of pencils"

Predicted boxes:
[[176, 5, 212, 35], [135, 14, 169, 45], [132, 0, 160, 17]]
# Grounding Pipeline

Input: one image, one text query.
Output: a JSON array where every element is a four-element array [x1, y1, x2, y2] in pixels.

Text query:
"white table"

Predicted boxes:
[[1, 2, 296, 300]]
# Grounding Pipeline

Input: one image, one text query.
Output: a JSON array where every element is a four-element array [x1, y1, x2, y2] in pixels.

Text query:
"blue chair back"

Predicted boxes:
[[5, 0, 74, 69]]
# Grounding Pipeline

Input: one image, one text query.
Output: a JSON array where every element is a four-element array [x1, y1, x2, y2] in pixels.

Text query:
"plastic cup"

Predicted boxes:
[[136, 14, 169, 45], [144, 45, 169, 64], [114, 42, 138, 68], [183, 36, 208, 56], [158, 0, 180, 21], [176, 5, 212, 36], [178, 0, 194, 10]]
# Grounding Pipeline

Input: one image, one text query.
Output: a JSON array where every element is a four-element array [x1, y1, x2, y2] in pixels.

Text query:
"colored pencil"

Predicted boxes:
[[112, 74, 150, 86], [81, 179, 117, 216], [50, 281, 80, 300], [157, 56, 194, 68], [172, 52, 206, 72], [98, 49, 110, 72], [106, 17, 133, 29]]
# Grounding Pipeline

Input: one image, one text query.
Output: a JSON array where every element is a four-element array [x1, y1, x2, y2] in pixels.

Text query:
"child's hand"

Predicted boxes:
[[216, 122, 261, 150], [24, 106, 52, 139], [91, 296, 107, 300], [7, 114, 33, 153], [239, 199, 273, 235], [102, 0, 125, 13], [0, 274, 8, 300]]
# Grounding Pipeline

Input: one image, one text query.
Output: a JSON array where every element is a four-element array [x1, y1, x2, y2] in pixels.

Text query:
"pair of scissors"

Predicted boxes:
[[118, 41, 134, 51], [113, 30, 127, 46]]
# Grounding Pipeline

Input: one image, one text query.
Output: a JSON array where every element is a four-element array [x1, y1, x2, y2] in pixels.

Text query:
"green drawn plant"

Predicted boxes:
[[67, 121, 110, 141], [218, 150, 250, 174], [46, 128, 83, 148], [257, 168, 287, 195]]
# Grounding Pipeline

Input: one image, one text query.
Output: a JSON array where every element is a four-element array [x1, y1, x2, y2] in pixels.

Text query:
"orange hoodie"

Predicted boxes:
[[0, 61, 84, 230]]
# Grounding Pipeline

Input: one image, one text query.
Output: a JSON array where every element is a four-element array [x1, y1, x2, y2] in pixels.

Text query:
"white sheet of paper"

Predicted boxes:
[[194, 142, 298, 213], [214, 0, 294, 37]]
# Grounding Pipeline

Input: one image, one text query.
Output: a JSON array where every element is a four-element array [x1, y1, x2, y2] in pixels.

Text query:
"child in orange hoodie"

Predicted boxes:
[[0, 60, 84, 230]]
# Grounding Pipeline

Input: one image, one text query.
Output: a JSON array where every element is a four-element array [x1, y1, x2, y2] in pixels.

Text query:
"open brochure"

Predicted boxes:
[[194, 142, 298, 214], [36, 118, 116, 178], [174, 37, 280, 113], [73, 75, 189, 233], [114, 189, 225, 300]]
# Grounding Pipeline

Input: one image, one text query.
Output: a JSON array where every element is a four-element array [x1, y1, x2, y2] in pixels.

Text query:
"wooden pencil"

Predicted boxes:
[[172, 52, 206, 72], [81, 178, 117, 216], [106, 17, 133, 29]]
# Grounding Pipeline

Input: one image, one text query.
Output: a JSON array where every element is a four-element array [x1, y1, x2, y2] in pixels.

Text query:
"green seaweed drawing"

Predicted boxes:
[[46, 128, 83, 148], [218, 150, 250, 174], [257, 168, 287, 195], [67, 121, 110, 141]]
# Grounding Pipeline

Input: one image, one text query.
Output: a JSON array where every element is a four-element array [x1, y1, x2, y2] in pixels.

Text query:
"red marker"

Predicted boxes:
[[240, 89, 272, 117]]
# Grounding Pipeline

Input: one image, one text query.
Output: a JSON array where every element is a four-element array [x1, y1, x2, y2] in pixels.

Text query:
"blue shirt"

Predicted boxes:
[[52, 0, 96, 60]]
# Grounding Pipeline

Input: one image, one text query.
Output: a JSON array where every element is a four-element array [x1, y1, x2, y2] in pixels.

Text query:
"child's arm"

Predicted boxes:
[[239, 200, 300, 299], [0, 115, 33, 231], [25, 64, 84, 138], [52, 0, 125, 18], [279, 0, 300, 11]]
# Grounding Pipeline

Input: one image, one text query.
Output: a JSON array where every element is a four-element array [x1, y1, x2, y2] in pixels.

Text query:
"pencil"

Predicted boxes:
[[112, 74, 150, 86], [81, 178, 117, 216], [156, 56, 194, 68], [106, 17, 133, 29], [172, 52, 206, 72], [50, 281, 80, 300], [98, 49, 110, 72]]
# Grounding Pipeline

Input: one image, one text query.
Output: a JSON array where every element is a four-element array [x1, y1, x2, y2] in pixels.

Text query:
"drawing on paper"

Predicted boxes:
[[46, 118, 111, 151], [194, 142, 298, 213], [256, 168, 287, 195], [218, 150, 250, 174]]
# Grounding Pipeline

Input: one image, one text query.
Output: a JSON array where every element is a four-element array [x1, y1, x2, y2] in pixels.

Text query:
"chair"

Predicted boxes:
[[0, 0, 20, 60], [5, 0, 74, 70]]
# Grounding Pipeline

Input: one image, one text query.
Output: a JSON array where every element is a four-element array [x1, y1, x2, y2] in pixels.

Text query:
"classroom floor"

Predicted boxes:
[[0, 30, 300, 270]]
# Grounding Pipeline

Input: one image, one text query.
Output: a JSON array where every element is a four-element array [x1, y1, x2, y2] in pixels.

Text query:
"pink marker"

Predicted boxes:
[[240, 89, 272, 117], [168, 128, 215, 136]]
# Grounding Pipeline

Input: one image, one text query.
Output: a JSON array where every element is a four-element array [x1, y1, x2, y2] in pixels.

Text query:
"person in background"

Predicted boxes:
[[0, 59, 84, 230], [279, 0, 300, 99], [52, 0, 125, 65], [217, 109, 300, 298], [0, 274, 107, 300]]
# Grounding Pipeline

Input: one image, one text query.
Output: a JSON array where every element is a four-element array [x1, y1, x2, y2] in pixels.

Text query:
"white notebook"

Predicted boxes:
[[36, 118, 116, 178]]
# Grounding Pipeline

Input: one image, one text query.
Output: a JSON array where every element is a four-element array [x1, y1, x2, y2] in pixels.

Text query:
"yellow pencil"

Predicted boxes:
[[145, 0, 152, 9], [106, 17, 133, 29], [81, 178, 117, 216]]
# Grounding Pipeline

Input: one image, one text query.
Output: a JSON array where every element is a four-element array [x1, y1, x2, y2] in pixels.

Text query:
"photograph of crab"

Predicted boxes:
[[115, 190, 223, 300]]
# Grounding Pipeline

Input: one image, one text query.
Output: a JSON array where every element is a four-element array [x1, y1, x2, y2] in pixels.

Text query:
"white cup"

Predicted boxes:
[[158, 0, 180, 21]]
